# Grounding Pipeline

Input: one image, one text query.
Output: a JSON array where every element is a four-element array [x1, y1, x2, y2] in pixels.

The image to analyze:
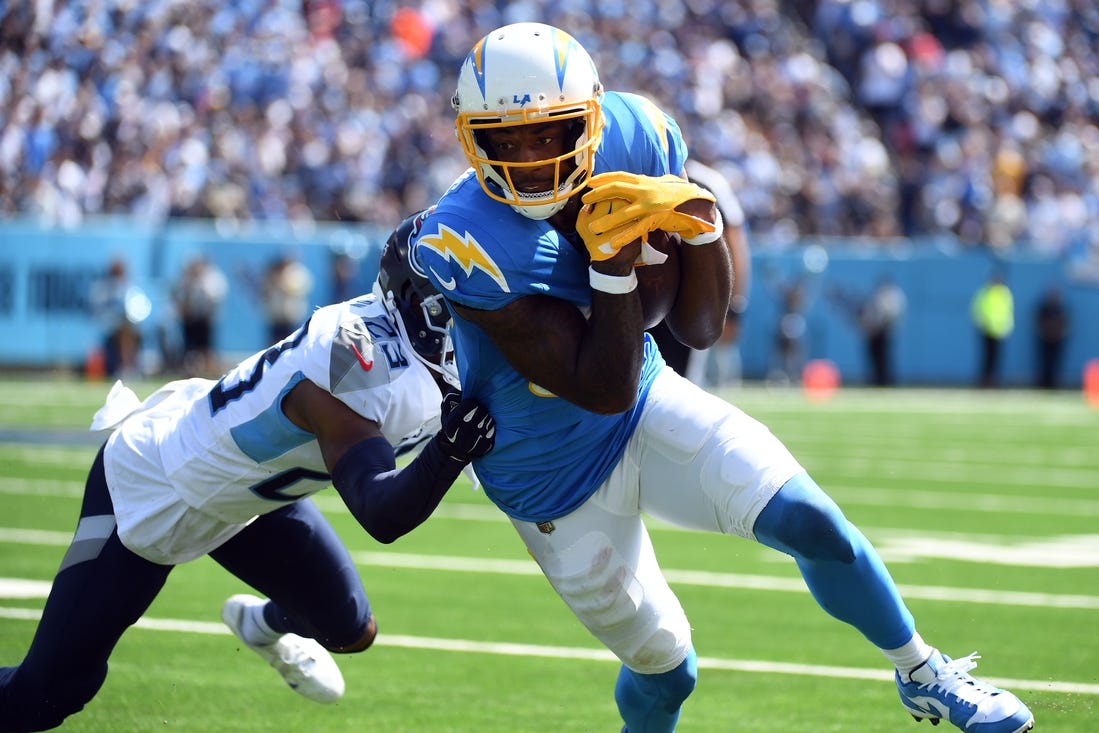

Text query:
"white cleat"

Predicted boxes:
[[221, 594, 345, 703], [896, 650, 1034, 733]]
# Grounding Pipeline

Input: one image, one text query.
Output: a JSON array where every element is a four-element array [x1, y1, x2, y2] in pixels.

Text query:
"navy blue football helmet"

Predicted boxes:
[[374, 208, 457, 386]]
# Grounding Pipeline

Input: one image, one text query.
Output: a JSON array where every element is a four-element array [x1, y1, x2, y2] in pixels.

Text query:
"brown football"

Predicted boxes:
[[634, 230, 681, 329]]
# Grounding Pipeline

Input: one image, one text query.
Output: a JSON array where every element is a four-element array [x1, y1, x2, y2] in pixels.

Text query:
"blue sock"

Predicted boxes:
[[615, 646, 698, 733], [753, 472, 915, 649]]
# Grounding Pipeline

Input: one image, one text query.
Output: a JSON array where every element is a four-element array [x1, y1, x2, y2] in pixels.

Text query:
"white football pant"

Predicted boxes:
[[511, 367, 803, 673]]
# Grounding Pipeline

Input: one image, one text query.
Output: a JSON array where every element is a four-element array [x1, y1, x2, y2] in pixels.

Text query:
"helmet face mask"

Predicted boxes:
[[452, 22, 604, 220], [374, 209, 458, 387]]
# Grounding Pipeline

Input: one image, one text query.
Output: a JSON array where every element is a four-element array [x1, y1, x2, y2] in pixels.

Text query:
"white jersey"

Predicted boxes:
[[94, 295, 442, 564]]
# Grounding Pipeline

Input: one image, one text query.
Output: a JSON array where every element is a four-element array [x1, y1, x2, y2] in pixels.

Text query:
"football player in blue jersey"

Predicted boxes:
[[412, 22, 1033, 733], [0, 212, 495, 733]]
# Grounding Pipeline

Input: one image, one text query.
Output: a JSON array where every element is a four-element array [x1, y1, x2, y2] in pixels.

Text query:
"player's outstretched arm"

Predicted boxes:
[[284, 380, 495, 543]]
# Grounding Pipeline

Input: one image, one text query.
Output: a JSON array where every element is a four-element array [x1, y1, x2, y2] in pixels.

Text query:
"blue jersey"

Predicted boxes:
[[413, 91, 689, 522]]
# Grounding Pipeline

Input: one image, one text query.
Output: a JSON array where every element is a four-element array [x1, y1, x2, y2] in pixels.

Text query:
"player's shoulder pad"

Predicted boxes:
[[607, 91, 667, 126], [598, 91, 685, 176], [325, 296, 403, 396]]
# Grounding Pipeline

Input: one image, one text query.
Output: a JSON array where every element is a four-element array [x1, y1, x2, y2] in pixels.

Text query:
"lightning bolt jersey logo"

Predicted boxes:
[[417, 224, 510, 294]]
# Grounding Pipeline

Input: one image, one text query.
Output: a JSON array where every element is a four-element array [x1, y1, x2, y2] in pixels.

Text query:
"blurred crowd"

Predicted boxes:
[[2, 0, 1098, 260]]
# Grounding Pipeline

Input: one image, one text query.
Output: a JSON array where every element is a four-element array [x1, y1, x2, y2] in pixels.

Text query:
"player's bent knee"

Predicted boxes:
[[660, 649, 699, 704], [784, 502, 855, 563], [326, 614, 376, 654], [754, 473, 855, 563], [616, 646, 698, 714], [620, 625, 689, 673], [541, 530, 691, 672]]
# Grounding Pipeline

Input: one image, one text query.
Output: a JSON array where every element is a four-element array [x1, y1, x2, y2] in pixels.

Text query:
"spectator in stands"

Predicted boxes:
[[330, 252, 360, 304], [1, 0, 1097, 274], [971, 269, 1014, 388]]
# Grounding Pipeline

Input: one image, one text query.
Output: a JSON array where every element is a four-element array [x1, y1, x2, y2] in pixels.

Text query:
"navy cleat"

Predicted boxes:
[[896, 651, 1034, 733]]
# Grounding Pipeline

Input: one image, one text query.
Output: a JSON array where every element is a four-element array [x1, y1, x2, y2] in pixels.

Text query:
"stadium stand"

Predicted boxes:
[[1, 0, 1097, 264]]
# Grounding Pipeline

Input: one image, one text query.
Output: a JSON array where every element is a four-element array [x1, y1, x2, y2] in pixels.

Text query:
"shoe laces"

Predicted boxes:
[[917, 652, 1001, 706], [276, 636, 318, 672]]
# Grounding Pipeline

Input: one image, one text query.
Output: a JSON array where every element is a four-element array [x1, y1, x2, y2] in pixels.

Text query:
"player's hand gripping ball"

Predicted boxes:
[[634, 229, 681, 329], [576, 196, 651, 261], [579, 171, 717, 253], [577, 194, 682, 329]]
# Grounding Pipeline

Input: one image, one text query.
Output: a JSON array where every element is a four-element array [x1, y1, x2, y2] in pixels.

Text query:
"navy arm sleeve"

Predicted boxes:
[[330, 435, 466, 544]]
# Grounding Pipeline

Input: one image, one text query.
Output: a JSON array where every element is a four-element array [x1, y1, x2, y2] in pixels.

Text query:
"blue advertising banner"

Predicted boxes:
[[0, 218, 387, 370], [1, 218, 1094, 387]]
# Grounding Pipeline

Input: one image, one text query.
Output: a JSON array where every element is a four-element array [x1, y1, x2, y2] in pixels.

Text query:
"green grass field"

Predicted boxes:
[[1, 377, 1097, 732]]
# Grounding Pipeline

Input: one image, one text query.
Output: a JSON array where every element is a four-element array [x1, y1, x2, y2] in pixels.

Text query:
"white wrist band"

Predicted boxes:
[[589, 266, 638, 294], [683, 209, 724, 245]]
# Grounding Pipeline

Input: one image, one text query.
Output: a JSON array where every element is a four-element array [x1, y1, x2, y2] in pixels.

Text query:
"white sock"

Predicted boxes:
[[241, 599, 281, 646], [881, 631, 936, 678]]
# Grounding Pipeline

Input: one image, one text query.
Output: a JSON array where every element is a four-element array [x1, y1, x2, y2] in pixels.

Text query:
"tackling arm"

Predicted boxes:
[[330, 436, 463, 544], [283, 380, 494, 543]]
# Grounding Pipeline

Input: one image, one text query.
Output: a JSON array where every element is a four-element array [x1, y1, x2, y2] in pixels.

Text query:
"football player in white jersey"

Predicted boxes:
[[0, 211, 495, 733], [411, 22, 1033, 733]]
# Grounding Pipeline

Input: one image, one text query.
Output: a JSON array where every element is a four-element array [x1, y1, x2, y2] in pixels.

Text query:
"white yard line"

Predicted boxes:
[[6, 474, 1099, 517], [3, 528, 1099, 608], [0, 604, 1094, 696], [348, 551, 1099, 609]]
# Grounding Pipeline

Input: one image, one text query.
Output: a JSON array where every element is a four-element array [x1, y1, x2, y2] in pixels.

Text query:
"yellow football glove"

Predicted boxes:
[[581, 171, 718, 242], [576, 196, 653, 261]]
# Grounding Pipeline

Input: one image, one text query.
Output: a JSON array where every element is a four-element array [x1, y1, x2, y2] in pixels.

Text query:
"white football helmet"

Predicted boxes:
[[451, 22, 605, 220]]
